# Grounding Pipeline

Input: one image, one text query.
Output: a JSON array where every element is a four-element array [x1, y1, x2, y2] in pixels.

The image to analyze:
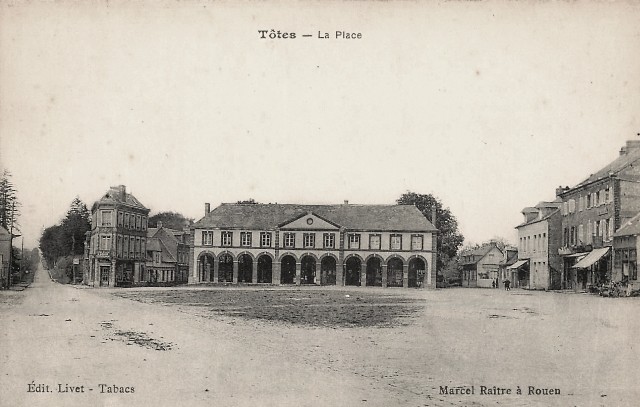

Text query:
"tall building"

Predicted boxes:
[[513, 201, 562, 290], [557, 140, 640, 290], [190, 203, 437, 288], [85, 185, 150, 287]]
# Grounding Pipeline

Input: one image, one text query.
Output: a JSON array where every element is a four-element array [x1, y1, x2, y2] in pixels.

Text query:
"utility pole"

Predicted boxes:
[[6, 201, 14, 288]]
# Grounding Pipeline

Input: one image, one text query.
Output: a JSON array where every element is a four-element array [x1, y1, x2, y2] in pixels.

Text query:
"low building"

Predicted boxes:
[[460, 242, 503, 288], [145, 222, 190, 285], [0, 226, 11, 288], [612, 212, 639, 290], [190, 202, 437, 288], [85, 185, 150, 287], [513, 201, 562, 290], [557, 140, 640, 290]]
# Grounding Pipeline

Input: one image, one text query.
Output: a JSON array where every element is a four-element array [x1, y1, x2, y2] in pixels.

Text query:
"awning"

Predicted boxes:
[[572, 247, 610, 269], [507, 260, 528, 270], [566, 252, 589, 258]]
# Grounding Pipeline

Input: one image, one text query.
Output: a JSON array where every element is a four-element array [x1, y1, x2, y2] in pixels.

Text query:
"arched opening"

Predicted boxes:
[[198, 253, 215, 282], [218, 253, 233, 283], [280, 255, 296, 284], [238, 254, 253, 283], [408, 258, 426, 288], [387, 257, 404, 287], [257, 255, 272, 283], [366, 257, 383, 287], [301, 255, 316, 285], [320, 256, 336, 285], [345, 257, 362, 286]]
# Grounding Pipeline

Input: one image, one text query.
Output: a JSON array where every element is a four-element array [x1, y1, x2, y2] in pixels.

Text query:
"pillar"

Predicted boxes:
[[315, 261, 321, 285], [213, 260, 219, 283], [233, 261, 238, 284], [273, 261, 281, 285], [360, 267, 366, 287], [252, 260, 258, 283], [403, 264, 409, 288], [109, 259, 117, 287], [382, 265, 388, 288], [336, 262, 344, 286], [295, 262, 301, 285]]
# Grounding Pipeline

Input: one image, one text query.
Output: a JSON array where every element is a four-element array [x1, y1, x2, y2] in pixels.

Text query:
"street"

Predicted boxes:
[[1, 265, 639, 406]]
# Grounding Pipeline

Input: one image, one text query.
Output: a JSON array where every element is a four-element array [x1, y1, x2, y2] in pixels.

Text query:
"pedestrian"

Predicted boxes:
[[492, 280, 495, 289], [504, 279, 511, 291]]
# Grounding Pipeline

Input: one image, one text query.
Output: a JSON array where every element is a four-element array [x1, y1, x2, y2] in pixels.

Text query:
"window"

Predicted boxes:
[[141, 238, 146, 256], [101, 211, 113, 226], [578, 225, 584, 243], [369, 234, 381, 250], [136, 215, 141, 230], [117, 235, 122, 257], [542, 233, 547, 250], [142, 217, 147, 230], [323, 233, 335, 249], [124, 213, 130, 229], [609, 218, 615, 240], [260, 232, 272, 247], [100, 235, 112, 250], [154, 252, 161, 263], [118, 211, 124, 227], [569, 199, 575, 213], [124, 236, 129, 258], [348, 234, 360, 249], [586, 194, 591, 208], [303, 233, 315, 248], [202, 231, 213, 246], [284, 233, 295, 248], [390, 234, 402, 250], [129, 236, 135, 258], [241, 232, 252, 247], [221, 231, 233, 247]]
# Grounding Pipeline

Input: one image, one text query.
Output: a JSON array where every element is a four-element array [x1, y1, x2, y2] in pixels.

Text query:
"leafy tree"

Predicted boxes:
[[0, 169, 20, 232], [39, 224, 66, 268], [397, 191, 465, 271], [148, 211, 194, 230]]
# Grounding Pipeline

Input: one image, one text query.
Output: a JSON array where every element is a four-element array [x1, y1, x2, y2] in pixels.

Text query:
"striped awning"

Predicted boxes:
[[507, 260, 528, 270], [572, 248, 610, 269]]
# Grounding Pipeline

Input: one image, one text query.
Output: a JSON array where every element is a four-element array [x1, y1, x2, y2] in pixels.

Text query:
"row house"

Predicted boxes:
[[459, 242, 504, 288], [190, 202, 437, 288], [556, 140, 640, 290], [84, 185, 150, 287], [144, 221, 190, 285], [613, 212, 639, 291], [512, 201, 562, 290]]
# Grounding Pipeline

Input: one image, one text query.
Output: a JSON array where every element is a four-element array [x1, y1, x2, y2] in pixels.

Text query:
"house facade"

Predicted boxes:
[[84, 185, 150, 287], [190, 203, 437, 288], [557, 140, 640, 290], [513, 201, 562, 290], [0, 226, 11, 289], [460, 243, 503, 288], [145, 222, 190, 285], [613, 212, 640, 291]]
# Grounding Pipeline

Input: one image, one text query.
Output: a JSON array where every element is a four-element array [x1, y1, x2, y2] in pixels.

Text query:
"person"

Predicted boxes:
[[492, 280, 496, 289], [504, 279, 511, 291]]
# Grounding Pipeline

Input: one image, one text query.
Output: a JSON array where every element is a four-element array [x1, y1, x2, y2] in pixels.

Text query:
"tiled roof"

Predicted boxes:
[[573, 148, 640, 189], [95, 186, 148, 210], [615, 211, 640, 237], [194, 203, 436, 232]]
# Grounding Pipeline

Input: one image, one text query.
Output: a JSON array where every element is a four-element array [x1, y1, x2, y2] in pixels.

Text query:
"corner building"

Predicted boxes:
[[190, 203, 437, 288]]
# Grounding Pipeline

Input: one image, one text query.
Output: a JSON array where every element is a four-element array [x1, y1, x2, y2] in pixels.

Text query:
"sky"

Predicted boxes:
[[1, 1, 639, 250]]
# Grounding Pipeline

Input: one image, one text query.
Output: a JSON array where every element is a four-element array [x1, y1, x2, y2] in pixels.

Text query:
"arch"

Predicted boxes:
[[280, 254, 296, 284], [197, 252, 215, 283], [237, 253, 253, 283], [257, 251, 275, 261], [343, 253, 364, 265], [218, 252, 234, 283], [278, 252, 299, 263], [344, 256, 362, 286], [300, 255, 317, 285], [236, 251, 256, 261], [408, 257, 427, 288], [319, 253, 339, 263], [384, 253, 407, 264], [320, 256, 337, 286], [387, 257, 404, 287], [366, 256, 383, 287], [364, 253, 384, 263], [257, 254, 273, 283]]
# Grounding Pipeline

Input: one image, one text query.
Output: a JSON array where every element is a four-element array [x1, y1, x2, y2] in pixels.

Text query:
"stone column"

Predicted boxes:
[[382, 265, 388, 288], [213, 260, 219, 283], [252, 260, 258, 283], [273, 261, 281, 285], [403, 264, 409, 288], [109, 259, 117, 287], [360, 267, 366, 287], [295, 262, 301, 285], [196, 259, 201, 283], [233, 260, 239, 284], [336, 262, 344, 286], [315, 261, 321, 285]]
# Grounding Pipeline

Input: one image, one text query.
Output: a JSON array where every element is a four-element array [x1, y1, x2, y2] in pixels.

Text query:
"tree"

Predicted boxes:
[[148, 211, 194, 230], [61, 197, 91, 255], [396, 191, 465, 271], [0, 169, 20, 232], [39, 224, 66, 268]]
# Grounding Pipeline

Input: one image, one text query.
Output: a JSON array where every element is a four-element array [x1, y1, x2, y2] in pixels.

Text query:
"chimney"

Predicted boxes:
[[157, 221, 162, 229], [205, 203, 211, 215], [343, 200, 349, 205], [109, 185, 127, 201], [556, 186, 570, 198], [431, 207, 437, 228]]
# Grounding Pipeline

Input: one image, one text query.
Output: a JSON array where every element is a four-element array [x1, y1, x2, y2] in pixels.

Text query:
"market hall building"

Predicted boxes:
[[190, 203, 437, 288]]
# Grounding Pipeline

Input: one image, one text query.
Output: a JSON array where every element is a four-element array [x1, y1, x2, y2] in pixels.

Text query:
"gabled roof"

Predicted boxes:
[[572, 147, 640, 190], [93, 185, 148, 211], [459, 244, 503, 265], [615, 211, 640, 237], [194, 203, 436, 232]]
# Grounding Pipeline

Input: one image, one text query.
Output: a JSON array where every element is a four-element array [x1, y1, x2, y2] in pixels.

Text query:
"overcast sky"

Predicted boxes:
[[1, 1, 639, 250]]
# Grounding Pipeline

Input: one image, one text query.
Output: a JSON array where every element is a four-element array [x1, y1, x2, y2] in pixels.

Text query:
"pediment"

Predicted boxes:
[[279, 212, 340, 230]]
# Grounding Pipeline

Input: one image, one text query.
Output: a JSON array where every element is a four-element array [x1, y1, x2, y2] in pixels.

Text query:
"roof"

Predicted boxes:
[[93, 185, 148, 211], [194, 203, 437, 232], [516, 208, 560, 228], [615, 211, 640, 237], [459, 244, 503, 265], [507, 259, 528, 270], [572, 148, 640, 190]]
